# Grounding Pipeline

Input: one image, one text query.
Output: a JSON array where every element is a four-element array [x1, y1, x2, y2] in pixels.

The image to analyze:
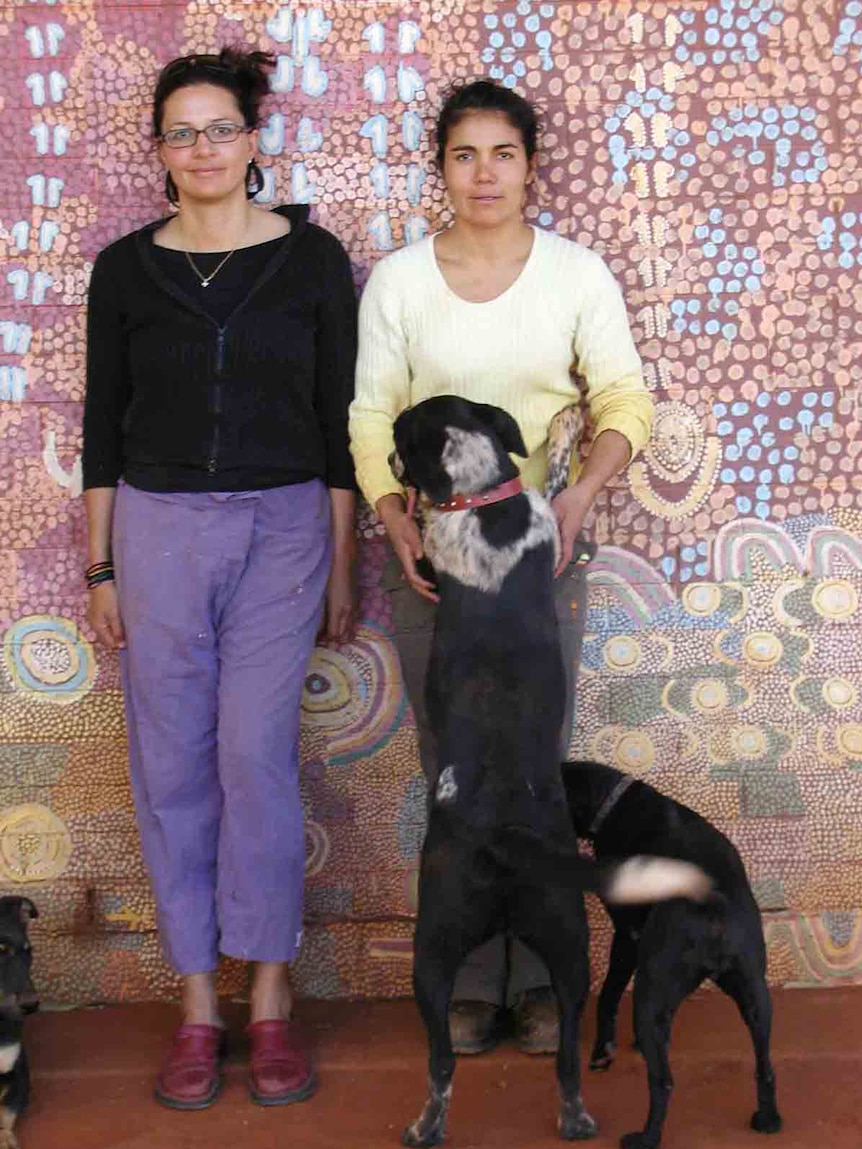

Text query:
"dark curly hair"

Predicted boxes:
[[434, 79, 540, 168], [152, 46, 275, 137]]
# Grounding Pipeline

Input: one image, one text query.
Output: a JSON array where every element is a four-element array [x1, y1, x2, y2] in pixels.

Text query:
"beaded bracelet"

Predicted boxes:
[[85, 561, 115, 590]]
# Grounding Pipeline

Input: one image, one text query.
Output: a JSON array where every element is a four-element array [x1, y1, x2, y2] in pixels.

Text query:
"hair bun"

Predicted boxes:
[[216, 46, 275, 103]]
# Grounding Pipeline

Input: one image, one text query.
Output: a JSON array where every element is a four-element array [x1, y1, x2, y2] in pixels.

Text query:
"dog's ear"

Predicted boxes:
[[474, 404, 528, 457], [0, 897, 38, 923]]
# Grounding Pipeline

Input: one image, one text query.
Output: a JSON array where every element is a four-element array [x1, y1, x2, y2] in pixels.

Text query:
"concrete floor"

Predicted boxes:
[[17, 989, 862, 1148]]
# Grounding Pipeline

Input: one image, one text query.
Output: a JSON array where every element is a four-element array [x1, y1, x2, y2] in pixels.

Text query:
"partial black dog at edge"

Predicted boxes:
[[0, 896, 38, 1149], [390, 396, 711, 1147], [563, 760, 782, 1149]]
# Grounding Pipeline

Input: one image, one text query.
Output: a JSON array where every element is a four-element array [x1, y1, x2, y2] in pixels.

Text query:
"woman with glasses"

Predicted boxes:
[[83, 46, 357, 1110]]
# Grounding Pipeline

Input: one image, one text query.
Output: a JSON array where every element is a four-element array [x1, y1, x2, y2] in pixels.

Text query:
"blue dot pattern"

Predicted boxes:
[[712, 390, 836, 521], [676, 0, 785, 67], [694, 104, 828, 188], [817, 209, 862, 269], [481, 1, 557, 87], [671, 207, 765, 342], [833, 1, 862, 65]]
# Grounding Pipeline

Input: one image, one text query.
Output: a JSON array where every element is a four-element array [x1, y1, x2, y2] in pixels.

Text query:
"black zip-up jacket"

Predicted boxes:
[[82, 205, 357, 492]]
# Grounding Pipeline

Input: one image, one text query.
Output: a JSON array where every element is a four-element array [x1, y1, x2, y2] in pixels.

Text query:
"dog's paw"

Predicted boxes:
[[558, 1098, 598, 1141], [620, 1134, 657, 1149], [589, 1041, 616, 1071], [402, 1119, 445, 1148], [751, 1109, 783, 1135], [402, 1096, 449, 1149]]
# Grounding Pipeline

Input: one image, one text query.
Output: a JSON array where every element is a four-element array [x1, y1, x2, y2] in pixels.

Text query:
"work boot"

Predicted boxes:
[[512, 986, 559, 1055], [448, 1000, 501, 1055]]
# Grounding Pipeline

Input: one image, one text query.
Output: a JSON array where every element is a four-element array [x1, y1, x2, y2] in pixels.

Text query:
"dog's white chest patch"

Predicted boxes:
[[435, 766, 458, 804], [425, 488, 559, 594]]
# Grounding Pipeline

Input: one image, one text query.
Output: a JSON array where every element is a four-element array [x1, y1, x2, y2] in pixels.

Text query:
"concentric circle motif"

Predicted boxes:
[[837, 724, 862, 760], [603, 635, 643, 672], [812, 580, 859, 621], [0, 804, 72, 883], [3, 615, 96, 703], [301, 624, 405, 766], [822, 679, 858, 711], [613, 731, 654, 774], [691, 678, 730, 713], [304, 820, 331, 876], [646, 402, 705, 483], [682, 583, 723, 618], [742, 632, 784, 668], [730, 725, 767, 759]]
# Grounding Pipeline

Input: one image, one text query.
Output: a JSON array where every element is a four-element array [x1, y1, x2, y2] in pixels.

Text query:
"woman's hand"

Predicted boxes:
[[550, 484, 593, 577], [377, 493, 439, 603], [322, 555, 357, 645], [87, 582, 126, 649]]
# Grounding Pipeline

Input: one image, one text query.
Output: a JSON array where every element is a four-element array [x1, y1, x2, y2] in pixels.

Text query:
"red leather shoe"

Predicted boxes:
[[154, 1024, 225, 1110], [247, 1019, 316, 1106]]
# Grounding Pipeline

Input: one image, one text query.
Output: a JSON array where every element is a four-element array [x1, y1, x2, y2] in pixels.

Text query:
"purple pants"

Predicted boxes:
[[113, 480, 332, 975]]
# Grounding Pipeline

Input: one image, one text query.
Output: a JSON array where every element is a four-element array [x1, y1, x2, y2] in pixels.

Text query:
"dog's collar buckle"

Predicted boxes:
[[587, 774, 637, 838], [434, 477, 525, 513]]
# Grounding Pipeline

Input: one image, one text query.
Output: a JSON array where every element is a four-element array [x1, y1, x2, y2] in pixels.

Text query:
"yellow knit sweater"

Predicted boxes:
[[349, 227, 654, 507]]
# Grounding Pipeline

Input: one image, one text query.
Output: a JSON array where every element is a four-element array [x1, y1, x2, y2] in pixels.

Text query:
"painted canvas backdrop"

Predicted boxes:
[[1, 0, 861, 1001]]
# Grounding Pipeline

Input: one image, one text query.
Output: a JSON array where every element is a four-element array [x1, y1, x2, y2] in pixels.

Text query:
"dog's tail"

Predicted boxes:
[[598, 855, 713, 905], [497, 828, 712, 904]]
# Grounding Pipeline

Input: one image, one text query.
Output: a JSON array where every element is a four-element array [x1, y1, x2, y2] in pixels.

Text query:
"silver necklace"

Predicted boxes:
[[184, 247, 237, 288]]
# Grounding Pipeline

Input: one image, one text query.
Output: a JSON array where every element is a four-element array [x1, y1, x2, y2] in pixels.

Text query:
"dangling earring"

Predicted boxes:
[[165, 172, 179, 206], [246, 159, 264, 199]]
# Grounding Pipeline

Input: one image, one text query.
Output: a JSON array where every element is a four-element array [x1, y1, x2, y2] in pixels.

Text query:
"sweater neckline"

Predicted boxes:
[[134, 204, 307, 328], [428, 225, 539, 306]]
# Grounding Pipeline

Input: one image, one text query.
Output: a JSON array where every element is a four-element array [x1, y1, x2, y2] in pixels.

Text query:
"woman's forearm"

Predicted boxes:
[[84, 487, 117, 566], [569, 428, 633, 500], [328, 487, 357, 566]]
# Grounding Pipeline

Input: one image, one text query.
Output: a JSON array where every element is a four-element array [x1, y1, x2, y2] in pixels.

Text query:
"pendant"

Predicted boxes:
[[201, 279, 210, 288]]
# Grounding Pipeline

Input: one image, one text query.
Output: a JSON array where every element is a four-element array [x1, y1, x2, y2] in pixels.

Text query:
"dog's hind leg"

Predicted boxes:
[[402, 954, 459, 1149], [714, 961, 782, 1135], [553, 950, 597, 1142], [403, 874, 500, 1148], [514, 908, 597, 1141], [590, 925, 639, 1072], [621, 907, 707, 1149]]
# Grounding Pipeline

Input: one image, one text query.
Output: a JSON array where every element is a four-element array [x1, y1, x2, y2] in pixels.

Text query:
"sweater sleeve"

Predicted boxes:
[[314, 231, 358, 490], [572, 252, 654, 464], [82, 248, 131, 489], [348, 258, 412, 508]]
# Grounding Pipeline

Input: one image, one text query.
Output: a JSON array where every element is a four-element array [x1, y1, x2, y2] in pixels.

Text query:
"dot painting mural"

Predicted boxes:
[[1, 0, 862, 1002]]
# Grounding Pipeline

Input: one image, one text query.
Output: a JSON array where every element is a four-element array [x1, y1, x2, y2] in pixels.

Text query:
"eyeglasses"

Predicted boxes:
[[160, 122, 250, 149]]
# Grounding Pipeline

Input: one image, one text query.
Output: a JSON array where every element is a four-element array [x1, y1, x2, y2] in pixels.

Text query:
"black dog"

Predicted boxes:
[[391, 397, 710, 1147], [0, 897, 38, 1149], [562, 761, 782, 1148]]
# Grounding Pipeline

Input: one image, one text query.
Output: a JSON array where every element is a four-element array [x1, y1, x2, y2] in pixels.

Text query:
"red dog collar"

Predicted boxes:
[[433, 477, 525, 513]]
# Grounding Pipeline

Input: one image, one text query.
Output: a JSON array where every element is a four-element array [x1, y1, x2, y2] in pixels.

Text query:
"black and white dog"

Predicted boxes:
[[563, 761, 782, 1149], [390, 397, 710, 1147], [0, 897, 38, 1149]]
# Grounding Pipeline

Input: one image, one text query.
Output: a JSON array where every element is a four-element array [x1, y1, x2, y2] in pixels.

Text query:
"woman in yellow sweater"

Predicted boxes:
[[349, 80, 653, 1057]]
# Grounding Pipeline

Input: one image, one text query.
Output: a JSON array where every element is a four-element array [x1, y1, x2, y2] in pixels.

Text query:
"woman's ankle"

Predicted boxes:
[[249, 961, 293, 1023], [181, 972, 223, 1028]]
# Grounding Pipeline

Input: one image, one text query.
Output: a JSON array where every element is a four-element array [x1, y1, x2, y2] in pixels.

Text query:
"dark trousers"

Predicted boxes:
[[383, 550, 590, 1006]]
